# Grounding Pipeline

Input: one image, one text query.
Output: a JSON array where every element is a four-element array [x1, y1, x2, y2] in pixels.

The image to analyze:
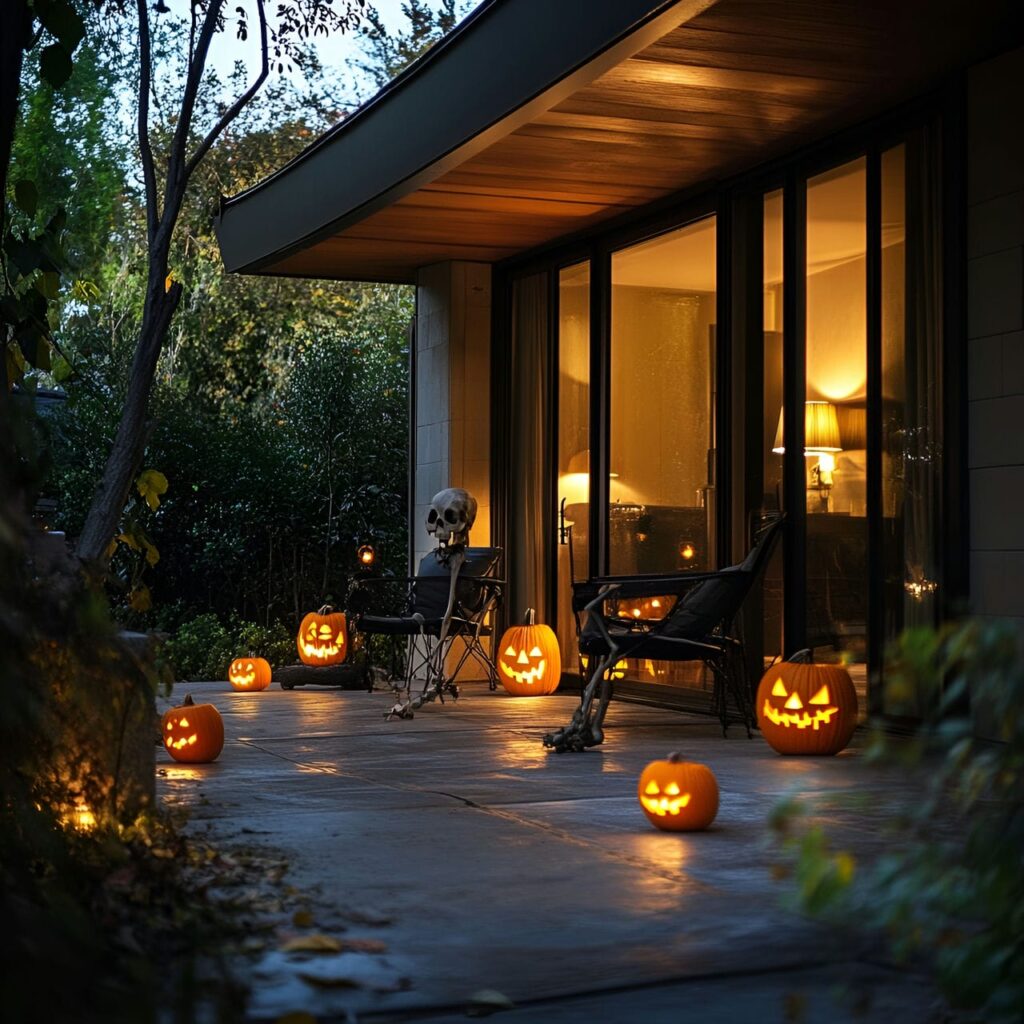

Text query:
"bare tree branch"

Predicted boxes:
[[136, 0, 158, 243], [163, 0, 224, 216], [184, 0, 269, 181]]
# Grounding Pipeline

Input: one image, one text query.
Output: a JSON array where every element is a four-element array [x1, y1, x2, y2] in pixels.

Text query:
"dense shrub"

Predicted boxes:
[[772, 619, 1024, 1021], [165, 613, 294, 681]]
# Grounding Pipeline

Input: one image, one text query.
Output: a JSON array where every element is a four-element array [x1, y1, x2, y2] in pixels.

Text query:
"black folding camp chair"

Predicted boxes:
[[545, 514, 784, 751], [348, 547, 503, 701]]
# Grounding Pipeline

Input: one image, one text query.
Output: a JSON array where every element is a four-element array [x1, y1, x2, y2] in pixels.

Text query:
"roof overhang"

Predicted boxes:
[[215, 0, 1023, 283]]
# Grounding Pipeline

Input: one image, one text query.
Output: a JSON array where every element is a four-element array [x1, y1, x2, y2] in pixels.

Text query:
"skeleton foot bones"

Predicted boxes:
[[543, 713, 604, 753]]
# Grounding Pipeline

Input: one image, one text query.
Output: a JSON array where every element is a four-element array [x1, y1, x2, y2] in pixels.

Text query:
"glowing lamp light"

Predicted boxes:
[[772, 401, 842, 455], [679, 542, 696, 561], [357, 544, 376, 567], [63, 804, 97, 831]]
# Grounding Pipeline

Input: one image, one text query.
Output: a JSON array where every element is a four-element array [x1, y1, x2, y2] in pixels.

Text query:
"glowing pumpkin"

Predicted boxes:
[[228, 656, 272, 691], [638, 753, 719, 832], [161, 694, 224, 763], [756, 651, 858, 755], [297, 606, 347, 666], [497, 609, 561, 696]]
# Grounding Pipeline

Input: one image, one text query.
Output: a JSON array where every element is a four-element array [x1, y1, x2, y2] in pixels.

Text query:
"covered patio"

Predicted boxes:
[[160, 681, 936, 1022]]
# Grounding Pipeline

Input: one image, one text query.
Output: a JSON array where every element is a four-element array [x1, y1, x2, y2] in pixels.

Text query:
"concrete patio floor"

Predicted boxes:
[[157, 681, 938, 1022]]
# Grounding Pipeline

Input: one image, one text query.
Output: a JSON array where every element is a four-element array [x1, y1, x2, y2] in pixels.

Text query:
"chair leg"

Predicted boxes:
[[544, 651, 616, 752]]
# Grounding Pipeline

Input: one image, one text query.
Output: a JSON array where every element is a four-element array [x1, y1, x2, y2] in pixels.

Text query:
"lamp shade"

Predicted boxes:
[[772, 401, 842, 455], [565, 449, 618, 478]]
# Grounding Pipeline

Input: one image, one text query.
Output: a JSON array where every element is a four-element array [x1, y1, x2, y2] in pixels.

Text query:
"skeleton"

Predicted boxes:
[[387, 488, 477, 719]]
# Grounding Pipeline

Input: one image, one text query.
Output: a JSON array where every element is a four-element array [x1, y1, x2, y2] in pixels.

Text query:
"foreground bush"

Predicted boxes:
[[772, 619, 1024, 1021]]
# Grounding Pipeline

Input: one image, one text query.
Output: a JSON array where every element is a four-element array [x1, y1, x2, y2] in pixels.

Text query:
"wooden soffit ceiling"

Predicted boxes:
[[216, 0, 1022, 283]]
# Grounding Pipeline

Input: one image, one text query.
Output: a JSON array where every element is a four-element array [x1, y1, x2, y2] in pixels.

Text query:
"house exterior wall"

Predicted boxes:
[[967, 45, 1024, 626], [413, 260, 493, 567]]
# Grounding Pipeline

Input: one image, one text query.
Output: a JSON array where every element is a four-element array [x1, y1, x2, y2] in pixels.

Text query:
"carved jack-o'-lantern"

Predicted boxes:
[[161, 694, 224, 763], [297, 606, 347, 666], [228, 656, 272, 691], [497, 609, 561, 696], [756, 650, 858, 755], [637, 753, 719, 832]]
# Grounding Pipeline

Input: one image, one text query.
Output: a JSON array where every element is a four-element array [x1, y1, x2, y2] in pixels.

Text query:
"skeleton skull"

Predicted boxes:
[[426, 488, 477, 547]]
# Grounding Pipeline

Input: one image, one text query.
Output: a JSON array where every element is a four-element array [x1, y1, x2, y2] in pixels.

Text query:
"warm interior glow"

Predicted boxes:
[[772, 401, 842, 454]]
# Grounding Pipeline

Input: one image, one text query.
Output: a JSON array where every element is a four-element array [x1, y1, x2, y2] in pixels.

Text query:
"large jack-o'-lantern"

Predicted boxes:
[[297, 606, 347, 666], [756, 650, 858, 755], [228, 656, 272, 691], [637, 753, 719, 832], [497, 609, 561, 696], [162, 694, 224, 763]]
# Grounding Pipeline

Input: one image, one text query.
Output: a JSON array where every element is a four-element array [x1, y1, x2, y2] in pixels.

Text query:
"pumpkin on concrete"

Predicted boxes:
[[228, 656, 272, 691], [162, 694, 224, 763], [297, 606, 347, 666], [756, 650, 858, 755], [638, 753, 719, 832], [497, 609, 561, 696]]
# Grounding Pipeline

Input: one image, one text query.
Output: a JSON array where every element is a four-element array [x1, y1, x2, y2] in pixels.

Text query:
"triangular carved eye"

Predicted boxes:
[[664, 782, 680, 795], [771, 679, 788, 698], [529, 646, 542, 657], [644, 781, 659, 795], [504, 645, 516, 657], [809, 685, 831, 705], [784, 693, 804, 710]]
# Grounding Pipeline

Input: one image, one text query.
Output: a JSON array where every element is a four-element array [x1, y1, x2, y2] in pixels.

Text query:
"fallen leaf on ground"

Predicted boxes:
[[292, 909, 314, 928], [281, 934, 342, 953], [466, 989, 515, 1017], [337, 938, 387, 953], [297, 971, 361, 989]]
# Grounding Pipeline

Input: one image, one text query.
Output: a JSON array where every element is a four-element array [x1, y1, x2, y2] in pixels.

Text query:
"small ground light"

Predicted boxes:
[[679, 541, 695, 561], [357, 544, 376, 567]]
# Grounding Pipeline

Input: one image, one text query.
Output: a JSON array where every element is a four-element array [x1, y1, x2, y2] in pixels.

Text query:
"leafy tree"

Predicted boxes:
[[352, 0, 465, 93]]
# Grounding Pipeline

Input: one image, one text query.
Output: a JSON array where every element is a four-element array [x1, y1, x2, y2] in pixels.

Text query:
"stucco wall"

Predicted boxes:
[[413, 261, 492, 572], [967, 45, 1024, 625]]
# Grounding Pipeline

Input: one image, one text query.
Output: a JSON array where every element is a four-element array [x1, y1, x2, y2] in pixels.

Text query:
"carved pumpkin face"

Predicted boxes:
[[228, 656, 271, 691], [756, 656, 858, 755], [161, 694, 224, 763], [297, 607, 347, 666], [497, 610, 561, 696], [637, 754, 719, 832]]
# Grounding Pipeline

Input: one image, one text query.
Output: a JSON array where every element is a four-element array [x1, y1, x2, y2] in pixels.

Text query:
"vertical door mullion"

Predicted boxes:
[[547, 269, 560, 627], [589, 245, 611, 579], [866, 151, 884, 714], [782, 171, 807, 657], [716, 198, 732, 568]]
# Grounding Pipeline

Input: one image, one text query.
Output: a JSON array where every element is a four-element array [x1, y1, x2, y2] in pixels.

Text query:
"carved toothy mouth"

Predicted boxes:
[[166, 720, 199, 751], [640, 792, 692, 817], [761, 699, 838, 730], [300, 638, 342, 659], [500, 660, 546, 685], [230, 671, 256, 687]]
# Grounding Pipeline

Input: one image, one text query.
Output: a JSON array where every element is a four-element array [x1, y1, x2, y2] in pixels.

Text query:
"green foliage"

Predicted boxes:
[[772, 619, 1024, 1021], [164, 613, 293, 681]]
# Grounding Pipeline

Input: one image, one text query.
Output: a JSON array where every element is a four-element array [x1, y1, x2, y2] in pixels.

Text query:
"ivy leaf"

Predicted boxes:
[[51, 353, 72, 382], [14, 180, 38, 216], [136, 469, 169, 510], [40, 44, 74, 89]]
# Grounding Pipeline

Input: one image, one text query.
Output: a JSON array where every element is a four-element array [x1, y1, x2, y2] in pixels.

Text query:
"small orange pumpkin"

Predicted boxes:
[[638, 753, 719, 832], [497, 609, 561, 696], [228, 656, 272, 691], [297, 605, 347, 666], [161, 694, 224, 763], [756, 650, 858, 755]]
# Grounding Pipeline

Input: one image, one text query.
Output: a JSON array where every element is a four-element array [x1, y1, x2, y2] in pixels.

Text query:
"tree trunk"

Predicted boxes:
[[76, 274, 182, 564]]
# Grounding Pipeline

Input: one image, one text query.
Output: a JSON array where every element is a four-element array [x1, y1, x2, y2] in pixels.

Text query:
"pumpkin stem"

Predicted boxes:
[[317, 604, 334, 615], [789, 648, 814, 664], [667, 751, 683, 763], [183, 694, 195, 706], [524, 608, 536, 625]]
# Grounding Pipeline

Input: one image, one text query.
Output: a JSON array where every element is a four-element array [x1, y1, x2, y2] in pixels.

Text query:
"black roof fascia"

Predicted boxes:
[[214, 0, 712, 276]]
